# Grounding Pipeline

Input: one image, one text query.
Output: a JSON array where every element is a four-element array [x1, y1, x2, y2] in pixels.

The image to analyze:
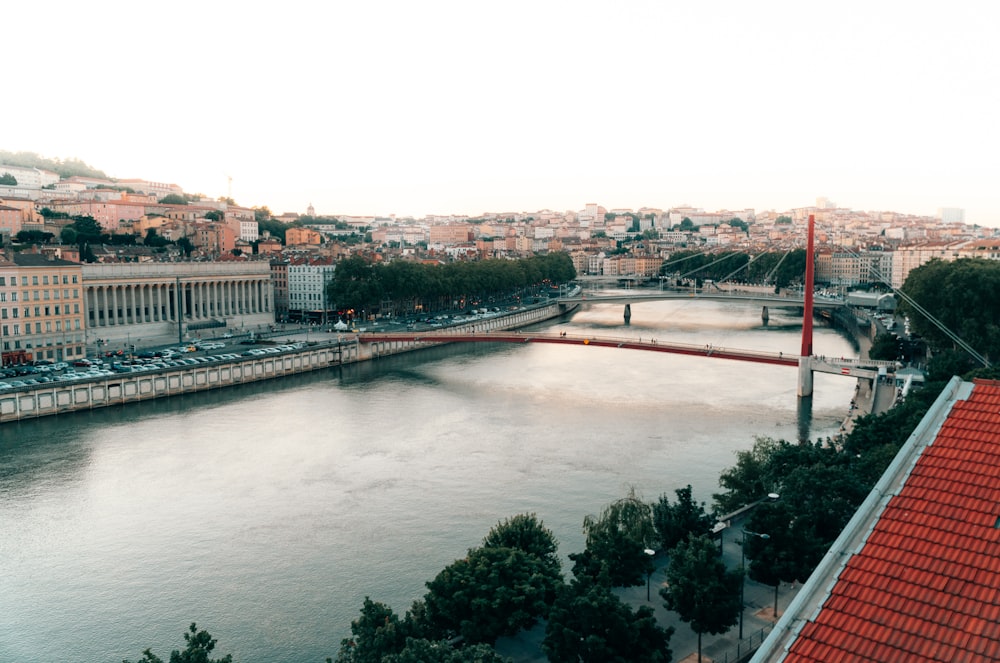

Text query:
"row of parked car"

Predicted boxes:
[[0, 342, 311, 391]]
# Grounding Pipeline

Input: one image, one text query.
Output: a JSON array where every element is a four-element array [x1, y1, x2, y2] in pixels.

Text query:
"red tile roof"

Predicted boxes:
[[779, 379, 1000, 663]]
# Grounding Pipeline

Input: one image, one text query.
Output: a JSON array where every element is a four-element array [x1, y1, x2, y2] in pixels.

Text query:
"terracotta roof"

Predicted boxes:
[[771, 379, 1000, 663]]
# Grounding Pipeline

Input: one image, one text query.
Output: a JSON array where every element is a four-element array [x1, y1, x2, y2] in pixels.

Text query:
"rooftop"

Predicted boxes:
[[755, 378, 1000, 662]]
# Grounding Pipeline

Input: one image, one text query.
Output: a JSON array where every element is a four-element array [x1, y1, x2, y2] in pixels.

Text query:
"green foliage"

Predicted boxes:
[[575, 488, 656, 587], [661, 534, 741, 642], [899, 258, 1000, 362], [15, 230, 54, 244], [382, 639, 511, 663], [123, 623, 233, 663], [204, 210, 222, 221], [775, 215, 792, 224], [0, 172, 16, 185], [159, 193, 188, 205], [543, 579, 672, 663], [335, 598, 411, 663], [327, 253, 576, 316], [712, 436, 782, 515], [868, 332, 901, 361], [482, 513, 560, 574], [253, 206, 272, 222], [678, 218, 695, 231], [652, 485, 714, 552], [0, 150, 108, 179], [423, 545, 562, 644], [177, 236, 194, 256], [60, 226, 78, 245], [69, 215, 104, 239], [144, 228, 171, 248]]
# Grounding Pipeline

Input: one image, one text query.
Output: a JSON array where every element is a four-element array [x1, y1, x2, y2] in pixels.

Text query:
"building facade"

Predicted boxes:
[[287, 260, 336, 322], [0, 254, 86, 365], [81, 262, 275, 351]]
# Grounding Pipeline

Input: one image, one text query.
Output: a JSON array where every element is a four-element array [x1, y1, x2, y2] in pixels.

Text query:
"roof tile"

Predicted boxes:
[[780, 380, 1000, 663]]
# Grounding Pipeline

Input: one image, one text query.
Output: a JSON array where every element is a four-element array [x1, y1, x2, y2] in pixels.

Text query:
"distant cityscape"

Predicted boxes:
[[1, 160, 997, 367]]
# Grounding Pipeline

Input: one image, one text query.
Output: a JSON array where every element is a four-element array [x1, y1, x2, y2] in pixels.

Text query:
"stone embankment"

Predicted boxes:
[[0, 303, 572, 423]]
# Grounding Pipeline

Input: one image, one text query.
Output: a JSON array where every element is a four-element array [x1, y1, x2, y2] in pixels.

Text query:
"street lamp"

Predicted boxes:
[[739, 529, 770, 640], [644, 548, 656, 601]]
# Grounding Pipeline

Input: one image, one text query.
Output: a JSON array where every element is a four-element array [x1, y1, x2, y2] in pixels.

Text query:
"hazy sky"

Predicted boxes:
[[6, 1, 999, 224]]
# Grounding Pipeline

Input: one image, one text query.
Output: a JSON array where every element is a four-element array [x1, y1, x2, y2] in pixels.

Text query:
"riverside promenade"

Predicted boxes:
[[494, 511, 798, 663]]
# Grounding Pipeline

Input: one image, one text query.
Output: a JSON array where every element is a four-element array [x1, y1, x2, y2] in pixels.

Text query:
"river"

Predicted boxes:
[[0, 298, 858, 662]]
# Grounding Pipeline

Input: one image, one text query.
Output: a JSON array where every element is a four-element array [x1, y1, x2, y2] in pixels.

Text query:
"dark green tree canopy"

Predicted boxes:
[[422, 545, 562, 644], [661, 534, 741, 640], [159, 193, 188, 205], [123, 623, 233, 663], [652, 485, 714, 552], [482, 513, 560, 573], [899, 257, 1000, 363], [0, 172, 16, 185], [574, 488, 656, 587], [543, 580, 673, 663], [336, 598, 411, 663]]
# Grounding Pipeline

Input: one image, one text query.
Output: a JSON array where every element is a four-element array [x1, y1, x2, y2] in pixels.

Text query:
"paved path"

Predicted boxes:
[[495, 521, 800, 663]]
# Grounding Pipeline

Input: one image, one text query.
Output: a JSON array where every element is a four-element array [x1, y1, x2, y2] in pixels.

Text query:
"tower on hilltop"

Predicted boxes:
[[307, 202, 315, 217]]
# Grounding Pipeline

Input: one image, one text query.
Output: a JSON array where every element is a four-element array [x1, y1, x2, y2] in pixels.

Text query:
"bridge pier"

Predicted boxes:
[[761, 306, 769, 325], [624, 304, 631, 324], [797, 356, 814, 397]]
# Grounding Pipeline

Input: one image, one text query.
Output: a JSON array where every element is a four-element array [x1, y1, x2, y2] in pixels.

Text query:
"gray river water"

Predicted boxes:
[[0, 298, 858, 662]]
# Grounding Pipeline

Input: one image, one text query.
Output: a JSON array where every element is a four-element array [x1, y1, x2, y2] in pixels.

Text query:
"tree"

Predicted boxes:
[[652, 485, 714, 552], [204, 210, 222, 221], [254, 206, 273, 222], [713, 436, 782, 515], [144, 228, 171, 248], [543, 579, 673, 663], [335, 597, 411, 663], [60, 226, 78, 245], [574, 488, 656, 587], [382, 639, 511, 663], [660, 534, 741, 662], [176, 236, 194, 257], [0, 172, 16, 185], [123, 622, 233, 663], [481, 513, 560, 574], [422, 545, 562, 644], [159, 194, 188, 205], [899, 258, 1000, 363], [15, 230, 54, 244], [868, 332, 901, 361], [678, 218, 695, 231]]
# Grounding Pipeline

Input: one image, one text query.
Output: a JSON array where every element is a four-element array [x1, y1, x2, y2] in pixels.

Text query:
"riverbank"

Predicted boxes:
[[0, 302, 575, 423]]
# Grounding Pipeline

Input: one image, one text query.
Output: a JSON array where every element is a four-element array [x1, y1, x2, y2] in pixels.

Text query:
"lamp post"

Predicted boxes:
[[644, 548, 656, 601], [739, 529, 770, 640]]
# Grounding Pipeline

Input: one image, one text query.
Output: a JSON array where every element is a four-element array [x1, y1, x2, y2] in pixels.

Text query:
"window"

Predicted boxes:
[[32, 276, 38, 285], [10, 292, 16, 302], [21, 276, 27, 286], [0, 277, 5, 286], [72, 275, 78, 284], [42, 275, 49, 285]]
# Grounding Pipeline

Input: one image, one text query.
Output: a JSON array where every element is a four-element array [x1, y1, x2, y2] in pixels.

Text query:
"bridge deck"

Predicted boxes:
[[357, 331, 898, 377]]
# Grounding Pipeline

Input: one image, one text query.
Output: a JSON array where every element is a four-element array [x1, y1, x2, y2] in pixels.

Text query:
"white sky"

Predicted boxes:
[[5, 1, 999, 225]]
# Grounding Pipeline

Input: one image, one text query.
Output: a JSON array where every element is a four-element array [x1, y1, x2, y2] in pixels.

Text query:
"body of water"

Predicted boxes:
[[0, 298, 858, 662]]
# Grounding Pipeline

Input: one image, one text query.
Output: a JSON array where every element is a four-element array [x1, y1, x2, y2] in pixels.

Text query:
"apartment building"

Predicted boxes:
[[0, 253, 86, 365], [287, 259, 336, 322]]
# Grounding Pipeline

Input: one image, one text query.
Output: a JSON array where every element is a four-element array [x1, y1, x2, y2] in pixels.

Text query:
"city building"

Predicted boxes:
[[81, 262, 275, 352], [0, 253, 86, 365], [287, 259, 336, 323]]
